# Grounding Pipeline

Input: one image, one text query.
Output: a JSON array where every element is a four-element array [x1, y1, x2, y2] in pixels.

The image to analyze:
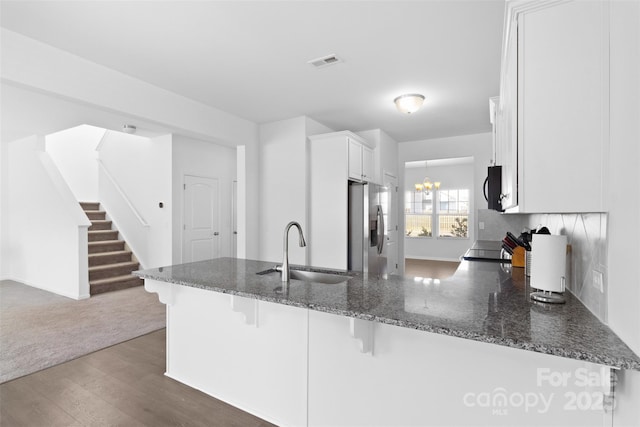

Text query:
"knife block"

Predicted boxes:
[[511, 246, 525, 268]]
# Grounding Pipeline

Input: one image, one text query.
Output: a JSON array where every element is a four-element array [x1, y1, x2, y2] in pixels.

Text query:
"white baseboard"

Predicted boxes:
[[2, 276, 87, 300]]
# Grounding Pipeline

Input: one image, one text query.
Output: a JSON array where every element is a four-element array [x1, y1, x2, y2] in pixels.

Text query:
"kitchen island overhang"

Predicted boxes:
[[135, 258, 640, 426], [135, 257, 640, 371]]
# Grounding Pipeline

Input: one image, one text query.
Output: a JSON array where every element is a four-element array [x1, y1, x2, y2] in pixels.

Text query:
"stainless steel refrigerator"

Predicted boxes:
[[348, 182, 387, 278]]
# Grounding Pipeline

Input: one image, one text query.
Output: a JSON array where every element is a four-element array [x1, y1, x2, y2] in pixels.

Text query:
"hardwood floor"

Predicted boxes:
[[404, 258, 460, 280], [0, 329, 275, 427]]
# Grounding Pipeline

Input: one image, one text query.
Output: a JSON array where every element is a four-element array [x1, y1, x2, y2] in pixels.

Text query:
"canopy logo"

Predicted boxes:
[[463, 388, 554, 416], [462, 367, 615, 416]]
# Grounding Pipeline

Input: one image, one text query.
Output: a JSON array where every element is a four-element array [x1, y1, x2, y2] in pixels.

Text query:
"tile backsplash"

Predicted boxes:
[[477, 209, 608, 323]]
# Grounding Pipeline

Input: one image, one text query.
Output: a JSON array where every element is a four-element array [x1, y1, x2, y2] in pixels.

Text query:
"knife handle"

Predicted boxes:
[[507, 231, 526, 248], [501, 242, 514, 255]]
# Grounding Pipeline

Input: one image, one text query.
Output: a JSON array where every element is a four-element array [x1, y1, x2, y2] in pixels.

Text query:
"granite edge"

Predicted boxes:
[[134, 271, 640, 371]]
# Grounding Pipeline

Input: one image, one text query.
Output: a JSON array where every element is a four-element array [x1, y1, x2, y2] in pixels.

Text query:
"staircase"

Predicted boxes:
[[80, 202, 143, 295]]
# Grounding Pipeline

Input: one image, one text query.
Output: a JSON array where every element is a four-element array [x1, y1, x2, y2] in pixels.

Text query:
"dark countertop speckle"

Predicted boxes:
[[134, 257, 640, 370]]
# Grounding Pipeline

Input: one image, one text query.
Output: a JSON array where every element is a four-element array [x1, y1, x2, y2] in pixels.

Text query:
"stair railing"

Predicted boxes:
[[96, 159, 149, 228]]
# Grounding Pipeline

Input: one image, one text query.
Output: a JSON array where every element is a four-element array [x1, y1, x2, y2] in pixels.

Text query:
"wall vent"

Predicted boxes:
[[307, 54, 342, 69]]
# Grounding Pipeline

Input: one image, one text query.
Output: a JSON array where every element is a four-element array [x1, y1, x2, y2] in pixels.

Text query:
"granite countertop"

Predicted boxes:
[[134, 257, 640, 371]]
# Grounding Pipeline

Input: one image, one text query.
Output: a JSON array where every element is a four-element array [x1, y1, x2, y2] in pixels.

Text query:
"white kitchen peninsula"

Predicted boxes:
[[136, 258, 640, 427]]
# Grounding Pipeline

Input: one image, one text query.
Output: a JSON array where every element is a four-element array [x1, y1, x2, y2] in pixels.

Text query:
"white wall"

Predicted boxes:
[[398, 133, 493, 269], [0, 125, 8, 279], [244, 138, 261, 260], [146, 134, 173, 268], [608, 4, 640, 425], [607, 0, 640, 356], [404, 162, 474, 261], [98, 131, 172, 269], [6, 135, 91, 299], [259, 117, 307, 265], [1, 29, 256, 148], [1, 76, 256, 275], [258, 116, 332, 265], [172, 135, 236, 264], [45, 125, 105, 202], [304, 117, 336, 256], [236, 146, 247, 259], [1, 31, 258, 276]]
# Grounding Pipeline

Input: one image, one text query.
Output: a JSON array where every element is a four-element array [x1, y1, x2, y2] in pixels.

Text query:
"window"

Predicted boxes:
[[437, 189, 469, 238], [405, 190, 432, 237], [405, 188, 469, 239]]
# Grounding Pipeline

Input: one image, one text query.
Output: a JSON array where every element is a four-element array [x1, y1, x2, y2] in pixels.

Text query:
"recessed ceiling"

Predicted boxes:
[[0, 1, 505, 143]]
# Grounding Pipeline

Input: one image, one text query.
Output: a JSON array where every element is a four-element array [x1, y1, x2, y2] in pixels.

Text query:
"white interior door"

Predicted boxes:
[[383, 173, 399, 275], [183, 175, 219, 262]]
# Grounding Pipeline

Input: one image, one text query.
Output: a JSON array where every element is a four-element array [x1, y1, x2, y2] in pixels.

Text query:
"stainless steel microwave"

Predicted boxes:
[[483, 166, 503, 212]]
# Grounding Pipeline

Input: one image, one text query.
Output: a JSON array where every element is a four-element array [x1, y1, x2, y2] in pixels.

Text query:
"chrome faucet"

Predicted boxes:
[[280, 221, 306, 282]]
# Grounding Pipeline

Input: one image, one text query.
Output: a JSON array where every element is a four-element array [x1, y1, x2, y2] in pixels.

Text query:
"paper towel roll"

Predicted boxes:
[[530, 234, 567, 293]]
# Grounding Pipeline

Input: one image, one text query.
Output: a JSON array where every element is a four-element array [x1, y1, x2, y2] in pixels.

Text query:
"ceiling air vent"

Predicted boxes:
[[308, 54, 342, 69]]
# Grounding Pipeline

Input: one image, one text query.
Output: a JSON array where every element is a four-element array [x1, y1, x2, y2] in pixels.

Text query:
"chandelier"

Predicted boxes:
[[414, 161, 440, 195], [415, 178, 441, 195]]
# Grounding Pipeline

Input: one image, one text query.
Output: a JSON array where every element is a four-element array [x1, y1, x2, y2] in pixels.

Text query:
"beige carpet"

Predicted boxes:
[[0, 280, 165, 383]]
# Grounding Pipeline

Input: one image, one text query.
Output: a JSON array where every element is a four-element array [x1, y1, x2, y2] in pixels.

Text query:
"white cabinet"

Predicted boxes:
[[163, 283, 308, 427], [308, 310, 612, 427], [348, 137, 375, 182], [362, 145, 374, 182], [348, 138, 362, 181], [497, 0, 608, 213], [496, 13, 519, 211], [489, 96, 499, 165], [150, 280, 616, 427]]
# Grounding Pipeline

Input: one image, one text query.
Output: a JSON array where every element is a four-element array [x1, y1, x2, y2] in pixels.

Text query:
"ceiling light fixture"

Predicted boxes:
[[394, 93, 425, 114]]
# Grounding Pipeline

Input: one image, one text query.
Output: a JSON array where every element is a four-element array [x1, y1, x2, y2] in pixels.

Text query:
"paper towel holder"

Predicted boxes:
[[529, 234, 568, 304], [531, 288, 566, 304]]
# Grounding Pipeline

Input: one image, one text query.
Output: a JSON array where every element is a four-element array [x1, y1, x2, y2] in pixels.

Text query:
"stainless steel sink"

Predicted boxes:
[[288, 269, 350, 284], [257, 268, 350, 284]]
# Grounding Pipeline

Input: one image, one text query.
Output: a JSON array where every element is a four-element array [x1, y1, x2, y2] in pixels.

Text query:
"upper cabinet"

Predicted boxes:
[[496, 0, 609, 213], [311, 131, 376, 184], [348, 137, 375, 183]]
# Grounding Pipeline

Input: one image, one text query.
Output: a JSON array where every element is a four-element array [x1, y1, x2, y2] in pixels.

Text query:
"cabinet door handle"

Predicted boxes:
[[213, 232, 220, 236]]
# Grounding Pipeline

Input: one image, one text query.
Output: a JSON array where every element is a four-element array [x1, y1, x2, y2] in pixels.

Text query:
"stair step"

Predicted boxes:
[[81, 204, 141, 296], [90, 274, 143, 295], [80, 201, 100, 211], [89, 261, 139, 281], [88, 250, 133, 267], [88, 240, 125, 254], [89, 220, 112, 231], [85, 210, 106, 221], [88, 230, 119, 242]]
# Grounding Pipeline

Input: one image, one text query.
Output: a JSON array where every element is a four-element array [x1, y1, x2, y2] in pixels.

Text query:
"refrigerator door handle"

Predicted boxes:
[[376, 205, 385, 255]]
